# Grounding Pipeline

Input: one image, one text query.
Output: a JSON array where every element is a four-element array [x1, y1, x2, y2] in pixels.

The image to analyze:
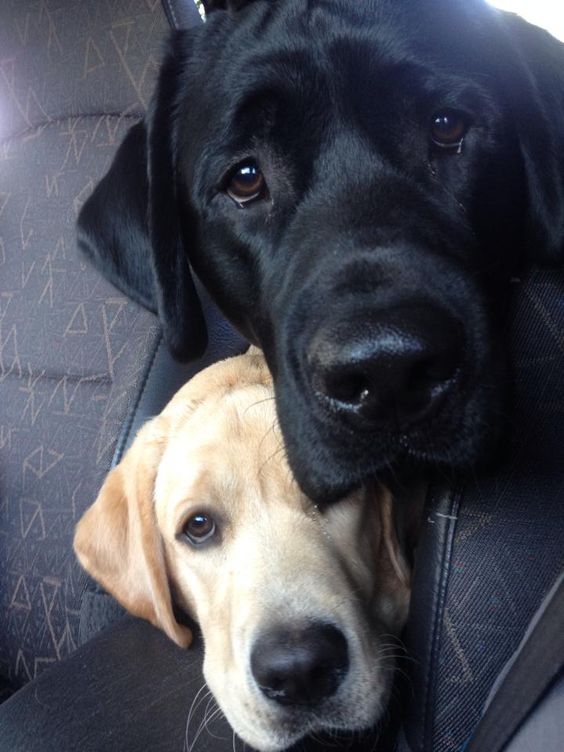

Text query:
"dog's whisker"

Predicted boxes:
[[377, 650, 408, 661], [260, 441, 286, 466], [242, 395, 277, 418], [258, 416, 281, 448], [185, 684, 214, 752], [232, 729, 241, 752], [203, 704, 229, 741], [377, 639, 408, 654], [187, 715, 211, 751], [378, 652, 417, 666], [202, 695, 223, 735], [185, 682, 209, 733], [378, 632, 407, 646]]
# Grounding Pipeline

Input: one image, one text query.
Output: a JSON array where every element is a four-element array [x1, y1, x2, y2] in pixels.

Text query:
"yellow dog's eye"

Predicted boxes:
[[431, 110, 469, 150], [183, 513, 217, 545], [226, 161, 266, 206]]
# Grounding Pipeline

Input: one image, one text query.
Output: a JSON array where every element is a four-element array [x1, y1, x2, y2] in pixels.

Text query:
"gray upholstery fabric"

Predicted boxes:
[[0, 0, 170, 689], [431, 270, 564, 751], [397, 270, 564, 752], [0, 0, 166, 142]]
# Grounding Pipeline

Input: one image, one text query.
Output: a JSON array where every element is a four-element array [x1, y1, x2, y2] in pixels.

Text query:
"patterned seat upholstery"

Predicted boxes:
[[0, 0, 171, 694], [399, 268, 564, 751]]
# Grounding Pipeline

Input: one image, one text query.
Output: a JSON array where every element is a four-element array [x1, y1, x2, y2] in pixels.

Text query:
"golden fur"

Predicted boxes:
[[74, 348, 411, 751]]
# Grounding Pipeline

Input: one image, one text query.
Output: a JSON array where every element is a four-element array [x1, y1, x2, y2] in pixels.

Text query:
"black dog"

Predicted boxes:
[[78, 0, 564, 501]]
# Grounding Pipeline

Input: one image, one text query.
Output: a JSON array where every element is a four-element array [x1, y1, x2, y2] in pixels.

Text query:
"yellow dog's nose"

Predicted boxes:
[[250, 622, 349, 707]]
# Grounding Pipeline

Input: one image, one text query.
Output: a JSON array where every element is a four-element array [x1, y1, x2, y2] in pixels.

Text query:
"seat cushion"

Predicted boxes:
[[0, 0, 170, 689]]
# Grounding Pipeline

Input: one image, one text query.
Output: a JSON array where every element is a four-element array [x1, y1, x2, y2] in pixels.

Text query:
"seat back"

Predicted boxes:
[[399, 268, 564, 751], [0, 0, 246, 694]]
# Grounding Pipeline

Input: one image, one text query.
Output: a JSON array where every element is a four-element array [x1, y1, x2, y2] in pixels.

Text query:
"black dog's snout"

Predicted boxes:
[[309, 305, 462, 430], [251, 623, 349, 707]]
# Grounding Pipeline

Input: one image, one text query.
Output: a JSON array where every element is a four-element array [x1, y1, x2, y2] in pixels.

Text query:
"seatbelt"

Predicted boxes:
[[161, 0, 202, 30], [464, 571, 564, 752]]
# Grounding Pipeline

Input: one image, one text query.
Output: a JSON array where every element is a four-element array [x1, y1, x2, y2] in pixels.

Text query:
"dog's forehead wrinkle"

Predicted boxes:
[[214, 56, 334, 161], [313, 131, 387, 188], [207, 8, 411, 137]]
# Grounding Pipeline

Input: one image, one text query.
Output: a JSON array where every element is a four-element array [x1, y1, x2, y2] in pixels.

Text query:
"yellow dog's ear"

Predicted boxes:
[[73, 419, 191, 648], [375, 486, 412, 632]]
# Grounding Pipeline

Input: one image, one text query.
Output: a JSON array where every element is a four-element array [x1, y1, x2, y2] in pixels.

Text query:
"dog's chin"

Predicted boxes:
[[232, 729, 300, 752], [222, 708, 308, 752], [217, 658, 392, 752], [220, 649, 393, 751], [229, 702, 385, 752]]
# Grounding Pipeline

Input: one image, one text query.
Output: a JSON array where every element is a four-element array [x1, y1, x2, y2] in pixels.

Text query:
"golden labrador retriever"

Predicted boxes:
[[74, 348, 411, 752]]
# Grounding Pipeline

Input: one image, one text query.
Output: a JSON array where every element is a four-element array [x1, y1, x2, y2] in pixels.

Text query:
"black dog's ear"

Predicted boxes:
[[77, 61, 207, 362], [201, 0, 260, 14], [501, 13, 564, 263], [145, 40, 208, 361], [77, 122, 157, 313]]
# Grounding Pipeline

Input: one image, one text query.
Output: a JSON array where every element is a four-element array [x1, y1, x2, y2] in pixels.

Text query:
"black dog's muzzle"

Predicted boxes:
[[307, 302, 463, 433]]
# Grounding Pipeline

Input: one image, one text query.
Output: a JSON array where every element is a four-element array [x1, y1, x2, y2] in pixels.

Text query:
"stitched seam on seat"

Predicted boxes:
[[164, 0, 179, 29], [423, 486, 463, 752], [76, 332, 163, 611], [0, 369, 113, 385], [111, 332, 164, 468], [0, 113, 142, 148]]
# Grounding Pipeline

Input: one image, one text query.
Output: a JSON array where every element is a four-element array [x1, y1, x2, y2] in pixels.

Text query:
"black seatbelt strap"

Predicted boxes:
[[464, 571, 564, 752], [161, 0, 202, 30]]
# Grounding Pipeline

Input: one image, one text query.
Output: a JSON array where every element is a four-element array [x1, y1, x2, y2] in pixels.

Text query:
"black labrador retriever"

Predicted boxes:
[[78, 0, 564, 501]]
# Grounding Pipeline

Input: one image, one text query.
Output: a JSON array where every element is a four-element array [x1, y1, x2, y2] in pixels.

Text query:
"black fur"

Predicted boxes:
[[78, 0, 564, 500]]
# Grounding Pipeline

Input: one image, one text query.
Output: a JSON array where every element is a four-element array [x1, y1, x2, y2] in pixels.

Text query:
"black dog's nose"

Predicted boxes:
[[250, 623, 348, 707], [309, 305, 461, 430]]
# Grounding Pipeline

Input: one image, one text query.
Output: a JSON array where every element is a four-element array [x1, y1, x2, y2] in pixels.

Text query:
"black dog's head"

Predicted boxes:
[[79, 0, 564, 501]]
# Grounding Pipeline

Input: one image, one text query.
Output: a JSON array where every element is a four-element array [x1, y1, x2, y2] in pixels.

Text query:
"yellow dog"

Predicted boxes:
[[74, 348, 410, 752]]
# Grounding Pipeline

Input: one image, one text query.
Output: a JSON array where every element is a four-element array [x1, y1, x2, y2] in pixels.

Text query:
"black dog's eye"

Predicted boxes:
[[183, 513, 217, 545], [226, 161, 266, 206], [431, 110, 469, 151]]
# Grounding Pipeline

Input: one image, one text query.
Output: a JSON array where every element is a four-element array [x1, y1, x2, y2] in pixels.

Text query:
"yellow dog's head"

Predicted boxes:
[[74, 348, 410, 751]]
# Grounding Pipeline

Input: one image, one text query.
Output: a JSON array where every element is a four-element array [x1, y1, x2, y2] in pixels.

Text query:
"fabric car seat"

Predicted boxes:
[[0, 0, 244, 700], [397, 267, 564, 751]]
